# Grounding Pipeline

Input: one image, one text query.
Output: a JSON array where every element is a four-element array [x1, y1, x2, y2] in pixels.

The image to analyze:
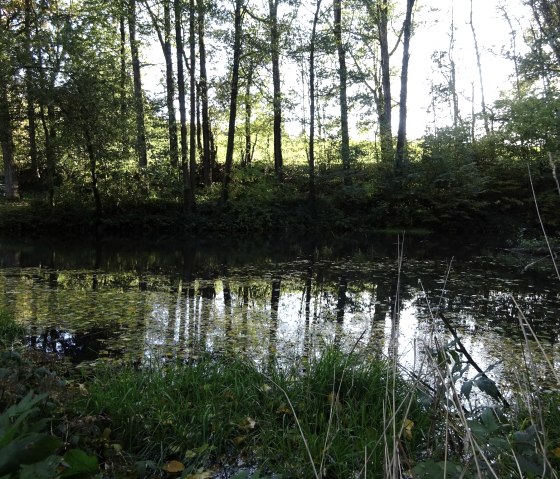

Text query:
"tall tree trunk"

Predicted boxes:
[[189, 0, 197, 195], [0, 85, 20, 200], [25, 0, 39, 180], [198, 0, 212, 186], [164, 0, 179, 167], [83, 125, 103, 220], [469, 0, 490, 136], [378, 0, 393, 163], [120, 13, 127, 118], [40, 102, 56, 206], [333, 0, 351, 185], [175, 0, 193, 211], [449, 2, 459, 127], [269, 0, 283, 181], [128, 0, 148, 168], [309, 0, 322, 201], [395, 0, 415, 168], [243, 61, 254, 166], [222, 0, 244, 202]]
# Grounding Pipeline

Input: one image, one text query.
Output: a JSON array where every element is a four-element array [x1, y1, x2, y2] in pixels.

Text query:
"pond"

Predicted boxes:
[[1, 233, 559, 392]]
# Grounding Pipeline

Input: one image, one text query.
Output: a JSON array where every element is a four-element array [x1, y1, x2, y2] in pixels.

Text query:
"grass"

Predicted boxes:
[[72, 348, 424, 478]]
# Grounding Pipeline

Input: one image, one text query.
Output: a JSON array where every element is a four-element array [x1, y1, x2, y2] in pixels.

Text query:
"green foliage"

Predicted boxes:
[[0, 310, 25, 347], [0, 392, 99, 478]]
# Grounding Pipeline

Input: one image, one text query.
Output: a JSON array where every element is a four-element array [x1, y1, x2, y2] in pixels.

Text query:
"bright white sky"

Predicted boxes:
[[143, 0, 531, 140]]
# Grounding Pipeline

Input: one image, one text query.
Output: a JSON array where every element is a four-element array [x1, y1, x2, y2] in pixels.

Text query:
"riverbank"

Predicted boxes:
[[1, 308, 559, 478], [3, 160, 558, 238]]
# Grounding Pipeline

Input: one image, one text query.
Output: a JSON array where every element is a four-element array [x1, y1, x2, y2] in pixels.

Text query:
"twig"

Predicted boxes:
[[549, 152, 560, 198], [528, 164, 560, 282], [439, 312, 510, 408]]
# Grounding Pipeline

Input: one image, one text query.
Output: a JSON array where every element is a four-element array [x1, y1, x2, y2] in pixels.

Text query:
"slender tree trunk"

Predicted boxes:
[[120, 14, 127, 117], [395, 0, 415, 168], [269, 0, 283, 181], [449, 2, 459, 127], [189, 0, 197, 195], [40, 103, 56, 206], [175, 0, 193, 211], [309, 0, 322, 200], [378, 0, 393, 163], [0, 85, 20, 200], [164, 0, 179, 167], [83, 125, 103, 220], [128, 0, 148, 168], [198, 0, 212, 186], [469, 0, 490, 136], [25, 0, 39, 180], [333, 0, 351, 185], [222, 0, 244, 202], [244, 61, 254, 166]]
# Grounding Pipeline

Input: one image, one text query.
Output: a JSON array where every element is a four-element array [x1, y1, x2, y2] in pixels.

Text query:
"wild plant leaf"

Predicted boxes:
[[460, 380, 473, 399], [0, 433, 62, 476], [480, 407, 501, 433], [60, 449, 99, 477], [474, 376, 501, 402], [514, 453, 544, 476], [19, 455, 61, 479]]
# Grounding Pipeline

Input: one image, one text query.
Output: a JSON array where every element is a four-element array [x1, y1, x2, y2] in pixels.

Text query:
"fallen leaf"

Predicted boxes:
[[551, 447, 560, 458], [186, 469, 213, 479], [233, 435, 246, 446], [276, 403, 292, 415], [162, 460, 185, 474], [238, 416, 256, 430]]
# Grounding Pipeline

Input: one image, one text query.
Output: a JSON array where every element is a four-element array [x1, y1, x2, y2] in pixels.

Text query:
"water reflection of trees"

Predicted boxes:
[[1, 238, 559, 367]]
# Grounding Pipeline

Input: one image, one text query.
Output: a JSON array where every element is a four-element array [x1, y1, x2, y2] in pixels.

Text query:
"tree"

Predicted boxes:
[[175, 0, 194, 211], [222, 0, 245, 201], [308, 0, 323, 200], [0, 2, 20, 200], [469, 0, 490, 136], [128, 0, 148, 168], [197, 0, 214, 186], [333, 0, 351, 184], [269, 0, 283, 181], [142, 0, 180, 167], [395, 0, 415, 168]]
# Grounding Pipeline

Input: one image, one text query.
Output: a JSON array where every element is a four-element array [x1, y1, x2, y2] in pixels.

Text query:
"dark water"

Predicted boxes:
[[1, 234, 559, 390]]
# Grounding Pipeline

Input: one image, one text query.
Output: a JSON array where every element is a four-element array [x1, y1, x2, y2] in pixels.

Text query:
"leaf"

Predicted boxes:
[[276, 404, 292, 415], [233, 435, 246, 446], [402, 418, 414, 441], [186, 470, 213, 479], [474, 376, 501, 402], [19, 455, 61, 479], [162, 460, 185, 474], [0, 433, 62, 476], [60, 449, 99, 478], [551, 447, 560, 458], [461, 380, 473, 399], [238, 417, 256, 430]]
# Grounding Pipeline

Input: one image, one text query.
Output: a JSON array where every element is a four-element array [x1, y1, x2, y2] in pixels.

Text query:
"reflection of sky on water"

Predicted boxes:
[[1, 240, 559, 396]]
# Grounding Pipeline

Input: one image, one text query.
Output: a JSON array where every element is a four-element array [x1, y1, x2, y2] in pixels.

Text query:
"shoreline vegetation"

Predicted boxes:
[[1, 158, 559, 239], [1, 281, 559, 478]]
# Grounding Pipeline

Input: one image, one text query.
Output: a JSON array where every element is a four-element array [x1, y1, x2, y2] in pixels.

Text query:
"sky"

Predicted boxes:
[[142, 0, 532, 140]]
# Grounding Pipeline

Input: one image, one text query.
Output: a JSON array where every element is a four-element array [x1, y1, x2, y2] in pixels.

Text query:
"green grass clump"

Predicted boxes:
[[0, 309, 25, 347], [74, 349, 423, 477]]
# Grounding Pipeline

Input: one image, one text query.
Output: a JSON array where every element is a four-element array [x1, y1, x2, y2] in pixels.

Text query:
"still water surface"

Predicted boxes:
[[1, 234, 559, 390]]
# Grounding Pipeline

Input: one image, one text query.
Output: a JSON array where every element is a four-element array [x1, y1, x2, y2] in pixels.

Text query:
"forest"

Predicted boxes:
[[1, 0, 559, 236]]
